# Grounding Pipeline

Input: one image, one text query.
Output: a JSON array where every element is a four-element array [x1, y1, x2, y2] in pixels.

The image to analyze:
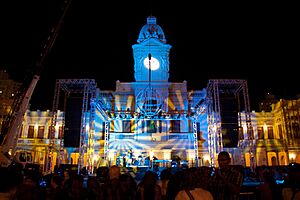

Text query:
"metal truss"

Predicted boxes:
[[206, 79, 255, 169], [48, 79, 96, 174]]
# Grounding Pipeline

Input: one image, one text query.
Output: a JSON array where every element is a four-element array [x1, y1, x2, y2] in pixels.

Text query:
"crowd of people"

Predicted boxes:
[[0, 151, 299, 200]]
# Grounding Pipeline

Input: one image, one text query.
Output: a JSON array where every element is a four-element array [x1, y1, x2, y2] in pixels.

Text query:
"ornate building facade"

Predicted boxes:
[[254, 99, 300, 165], [1, 17, 299, 173]]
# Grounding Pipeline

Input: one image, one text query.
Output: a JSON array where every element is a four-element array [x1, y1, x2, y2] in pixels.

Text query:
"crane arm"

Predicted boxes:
[[0, 0, 72, 167], [0, 76, 39, 164]]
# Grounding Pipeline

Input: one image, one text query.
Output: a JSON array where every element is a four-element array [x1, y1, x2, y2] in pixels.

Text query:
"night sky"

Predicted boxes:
[[0, 1, 298, 111]]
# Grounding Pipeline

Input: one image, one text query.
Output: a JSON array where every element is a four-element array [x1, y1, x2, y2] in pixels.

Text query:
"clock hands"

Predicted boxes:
[[148, 53, 152, 86]]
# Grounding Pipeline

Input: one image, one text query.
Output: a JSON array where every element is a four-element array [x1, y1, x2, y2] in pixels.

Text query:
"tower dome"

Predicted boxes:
[[137, 16, 166, 43]]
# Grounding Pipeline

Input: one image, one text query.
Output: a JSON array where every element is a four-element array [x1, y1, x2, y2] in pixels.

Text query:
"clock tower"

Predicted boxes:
[[132, 16, 172, 82]]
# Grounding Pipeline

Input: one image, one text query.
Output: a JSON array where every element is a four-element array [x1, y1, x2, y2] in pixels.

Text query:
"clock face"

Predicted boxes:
[[143, 56, 160, 71]]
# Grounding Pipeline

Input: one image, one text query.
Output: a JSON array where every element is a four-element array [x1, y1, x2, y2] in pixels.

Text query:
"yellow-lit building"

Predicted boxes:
[[0, 70, 22, 133], [255, 98, 300, 165], [16, 110, 64, 172]]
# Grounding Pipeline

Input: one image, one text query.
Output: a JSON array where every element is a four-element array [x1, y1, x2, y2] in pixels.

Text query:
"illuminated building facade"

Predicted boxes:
[[1, 16, 299, 173], [16, 110, 64, 171], [254, 99, 300, 165], [87, 16, 207, 169], [14, 97, 300, 173], [0, 70, 21, 133]]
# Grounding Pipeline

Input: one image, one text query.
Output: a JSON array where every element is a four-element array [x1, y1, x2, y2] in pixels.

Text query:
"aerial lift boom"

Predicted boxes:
[[0, 0, 72, 167], [0, 76, 39, 166]]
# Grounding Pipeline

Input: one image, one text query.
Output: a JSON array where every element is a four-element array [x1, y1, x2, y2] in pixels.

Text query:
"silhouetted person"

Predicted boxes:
[[175, 167, 213, 200], [208, 151, 243, 200], [166, 170, 184, 200], [256, 170, 280, 200], [47, 175, 66, 200], [282, 162, 300, 200], [11, 174, 43, 200], [102, 165, 129, 200], [157, 168, 172, 200], [119, 173, 137, 200], [137, 170, 162, 200], [85, 176, 101, 200]]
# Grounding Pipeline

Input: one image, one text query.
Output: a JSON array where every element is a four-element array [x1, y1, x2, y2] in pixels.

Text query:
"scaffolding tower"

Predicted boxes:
[[206, 79, 255, 169], [47, 79, 96, 174], [187, 90, 206, 167]]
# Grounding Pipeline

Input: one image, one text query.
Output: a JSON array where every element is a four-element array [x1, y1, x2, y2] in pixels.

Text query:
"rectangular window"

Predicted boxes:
[[268, 127, 274, 139], [122, 120, 132, 133], [48, 126, 55, 139], [257, 127, 264, 139], [20, 125, 24, 138], [278, 125, 283, 139], [28, 126, 34, 138], [292, 122, 300, 139], [58, 126, 64, 139], [170, 120, 180, 133], [239, 126, 244, 140], [146, 120, 157, 133], [37, 126, 45, 139], [248, 127, 254, 139]]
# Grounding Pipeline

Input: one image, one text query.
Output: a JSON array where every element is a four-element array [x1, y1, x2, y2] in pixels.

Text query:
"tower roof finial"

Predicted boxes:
[[137, 16, 166, 43]]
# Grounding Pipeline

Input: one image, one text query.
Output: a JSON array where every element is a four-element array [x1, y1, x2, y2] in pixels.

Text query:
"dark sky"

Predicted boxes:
[[0, 1, 299, 111]]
